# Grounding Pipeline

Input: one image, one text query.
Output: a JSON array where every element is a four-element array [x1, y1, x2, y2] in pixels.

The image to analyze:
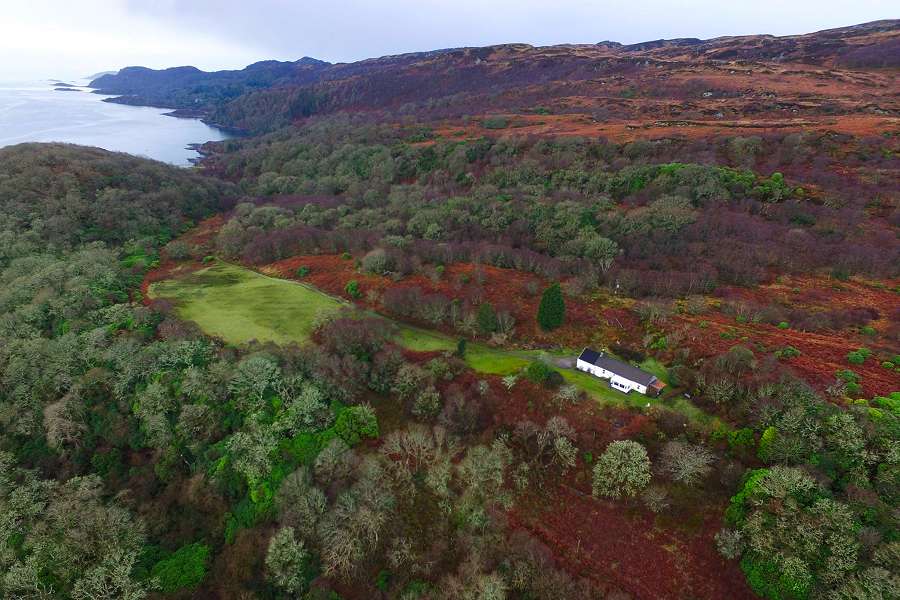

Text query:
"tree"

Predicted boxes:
[[279, 383, 334, 435], [226, 426, 278, 484], [314, 438, 354, 484], [660, 441, 714, 485], [412, 386, 443, 420], [335, 405, 379, 446], [150, 543, 210, 594], [592, 440, 651, 499], [70, 551, 149, 600], [0, 470, 149, 598], [580, 234, 620, 271], [392, 363, 429, 401], [266, 527, 313, 595], [228, 355, 282, 412], [537, 283, 565, 331], [727, 466, 861, 600], [476, 303, 498, 335], [361, 248, 393, 275]]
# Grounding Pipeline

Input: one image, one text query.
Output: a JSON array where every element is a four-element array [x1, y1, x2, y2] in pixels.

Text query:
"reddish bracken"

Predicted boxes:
[[508, 484, 756, 600], [264, 253, 606, 347]]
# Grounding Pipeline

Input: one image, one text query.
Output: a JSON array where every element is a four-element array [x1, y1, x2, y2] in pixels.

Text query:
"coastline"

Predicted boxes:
[[0, 81, 230, 166], [95, 91, 247, 136]]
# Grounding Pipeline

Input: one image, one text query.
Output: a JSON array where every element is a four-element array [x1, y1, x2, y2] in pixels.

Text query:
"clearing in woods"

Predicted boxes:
[[149, 261, 714, 424], [148, 261, 344, 345]]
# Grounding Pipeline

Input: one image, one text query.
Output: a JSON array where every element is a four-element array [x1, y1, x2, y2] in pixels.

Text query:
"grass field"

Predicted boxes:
[[150, 261, 716, 424], [148, 262, 345, 345]]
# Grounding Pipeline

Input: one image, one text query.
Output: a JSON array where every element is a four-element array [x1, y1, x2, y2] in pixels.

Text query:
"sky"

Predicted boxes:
[[0, 0, 896, 80]]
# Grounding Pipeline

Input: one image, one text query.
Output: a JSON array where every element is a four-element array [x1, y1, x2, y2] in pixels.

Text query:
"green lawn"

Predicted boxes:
[[150, 261, 717, 426], [395, 324, 720, 422], [148, 262, 345, 345]]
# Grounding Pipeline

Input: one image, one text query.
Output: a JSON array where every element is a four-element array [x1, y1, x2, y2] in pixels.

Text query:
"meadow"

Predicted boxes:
[[148, 261, 345, 345]]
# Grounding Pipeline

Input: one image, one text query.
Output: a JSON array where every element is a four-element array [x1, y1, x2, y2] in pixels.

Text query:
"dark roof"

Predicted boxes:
[[577, 348, 658, 386], [578, 348, 602, 365]]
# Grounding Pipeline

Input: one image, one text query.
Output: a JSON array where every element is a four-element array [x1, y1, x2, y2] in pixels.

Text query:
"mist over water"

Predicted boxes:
[[0, 81, 229, 166]]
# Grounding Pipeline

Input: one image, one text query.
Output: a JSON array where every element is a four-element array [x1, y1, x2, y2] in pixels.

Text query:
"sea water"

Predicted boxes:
[[0, 80, 229, 166]]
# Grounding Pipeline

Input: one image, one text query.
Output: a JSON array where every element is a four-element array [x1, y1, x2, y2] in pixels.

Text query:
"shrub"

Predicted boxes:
[[296, 266, 310, 278], [715, 528, 744, 560], [456, 338, 467, 358], [424, 358, 451, 381], [592, 440, 651, 499], [728, 428, 755, 452], [537, 282, 565, 330], [165, 239, 191, 260], [375, 570, 391, 592], [757, 426, 777, 462], [544, 370, 564, 388], [151, 543, 210, 594], [555, 384, 581, 405], [611, 344, 645, 363], [831, 267, 850, 281], [334, 405, 379, 445], [483, 116, 509, 129], [777, 321, 790, 329], [835, 369, 860, 384], [361, 248, 393, 275], [774, 346, 801, 360], [345, 280, 362, 299], [525, 361, 553, 384], [641, 485, 670, 513], [847, 348, 871, 365]]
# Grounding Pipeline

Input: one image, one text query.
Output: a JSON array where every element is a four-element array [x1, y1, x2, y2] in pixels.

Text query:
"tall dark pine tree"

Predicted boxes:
[[476, 302, 498, 335], [537, 283, 565, 330]]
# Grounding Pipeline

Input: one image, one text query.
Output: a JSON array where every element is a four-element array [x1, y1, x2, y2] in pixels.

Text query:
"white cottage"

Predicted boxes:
[[576, 348, 665, 396]]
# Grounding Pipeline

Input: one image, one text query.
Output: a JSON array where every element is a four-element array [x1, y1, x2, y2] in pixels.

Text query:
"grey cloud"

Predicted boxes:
[[122, 0, 899, 65]]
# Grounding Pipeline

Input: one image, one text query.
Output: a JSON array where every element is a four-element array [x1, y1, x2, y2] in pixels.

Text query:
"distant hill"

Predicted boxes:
[[84, 70, 118, 80], [89, 58, 330, 115], [92, 20, 899, 133]]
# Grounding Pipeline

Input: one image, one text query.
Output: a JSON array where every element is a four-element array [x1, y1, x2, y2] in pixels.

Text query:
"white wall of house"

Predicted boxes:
[[576, 359, 647, 395]]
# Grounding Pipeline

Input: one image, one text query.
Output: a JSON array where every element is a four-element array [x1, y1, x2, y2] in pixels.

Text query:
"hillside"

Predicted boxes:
[[2, 19, 898, 600], [90, 57, 331, 118], [91, 20, 900, 134]]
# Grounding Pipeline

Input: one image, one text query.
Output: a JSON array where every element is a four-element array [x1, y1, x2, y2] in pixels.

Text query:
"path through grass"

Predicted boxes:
[[150, 261, 718, 425]]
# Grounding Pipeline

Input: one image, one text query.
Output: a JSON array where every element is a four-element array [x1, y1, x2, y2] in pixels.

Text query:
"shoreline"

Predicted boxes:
[[95, 92, 247, 136], [0, 82, 230, 167]]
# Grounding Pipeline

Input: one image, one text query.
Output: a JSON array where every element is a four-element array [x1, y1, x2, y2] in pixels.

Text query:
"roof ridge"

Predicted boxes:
[[577, 347, 657, 386]]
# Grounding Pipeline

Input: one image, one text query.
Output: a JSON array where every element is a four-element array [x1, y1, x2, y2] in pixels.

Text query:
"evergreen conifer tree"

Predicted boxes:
[[537, 282, 565, 330]]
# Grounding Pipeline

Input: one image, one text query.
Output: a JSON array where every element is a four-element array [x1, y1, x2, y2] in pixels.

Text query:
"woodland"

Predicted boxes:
[[2, 19, 899, 600]]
